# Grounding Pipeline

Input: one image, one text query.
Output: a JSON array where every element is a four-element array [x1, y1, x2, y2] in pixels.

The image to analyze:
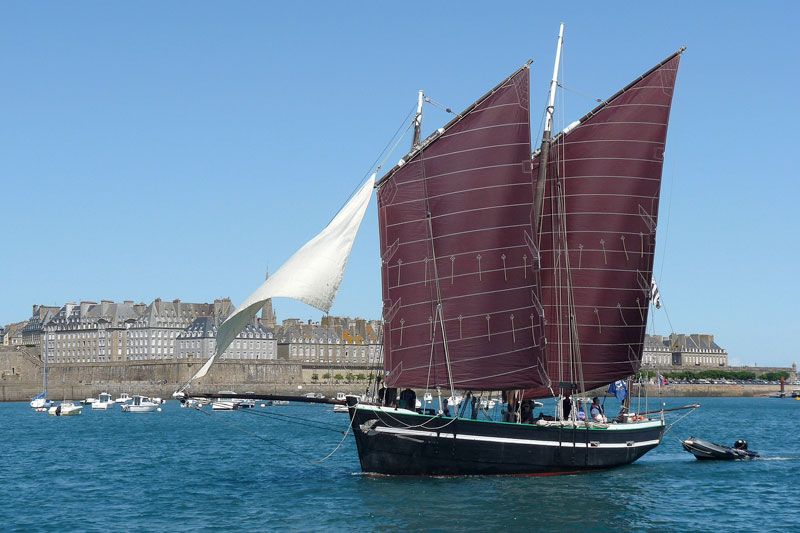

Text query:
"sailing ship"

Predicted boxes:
[[179, 25, 686, 475]]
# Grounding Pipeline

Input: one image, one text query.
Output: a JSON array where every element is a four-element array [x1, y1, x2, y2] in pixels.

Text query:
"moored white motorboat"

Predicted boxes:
[[91, 392, 114, 410], [121, 395, 160, 413], [48, 401, 83, 416], [115, 393, 133, 404], [212, 391, 240, 411]]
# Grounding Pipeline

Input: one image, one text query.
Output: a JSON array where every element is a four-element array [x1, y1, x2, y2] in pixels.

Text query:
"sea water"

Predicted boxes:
[[2, 397, 797, 532]]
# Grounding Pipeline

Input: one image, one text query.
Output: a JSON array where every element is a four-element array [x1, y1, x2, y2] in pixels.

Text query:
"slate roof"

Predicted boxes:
[[176, 316, 273, 340]]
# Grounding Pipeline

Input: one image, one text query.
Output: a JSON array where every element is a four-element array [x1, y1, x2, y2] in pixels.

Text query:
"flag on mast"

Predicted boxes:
[[650, 278, 662, 309]]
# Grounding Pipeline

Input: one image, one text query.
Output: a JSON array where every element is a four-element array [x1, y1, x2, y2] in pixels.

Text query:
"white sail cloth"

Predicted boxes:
[[186, 175, 375, 386]]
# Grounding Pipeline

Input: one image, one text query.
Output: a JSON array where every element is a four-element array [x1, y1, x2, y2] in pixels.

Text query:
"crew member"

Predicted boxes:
[[590, 397, 606, 422]]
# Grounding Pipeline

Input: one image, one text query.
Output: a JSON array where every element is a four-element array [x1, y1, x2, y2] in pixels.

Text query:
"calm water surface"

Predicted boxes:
[[2, 397, 798, 532]]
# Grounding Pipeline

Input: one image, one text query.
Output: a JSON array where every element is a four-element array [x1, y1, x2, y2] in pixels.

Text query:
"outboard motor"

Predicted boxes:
[[733, 439, 748, 451]]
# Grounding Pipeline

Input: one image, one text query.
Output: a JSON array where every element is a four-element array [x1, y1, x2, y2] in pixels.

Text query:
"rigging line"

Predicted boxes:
[[365, 319, 383, 400], [658, 156, 677, 282], [659, 83, 681, 283], [368, 103, 418, 176], [237, 407, 346, 434], [655, 289, 676, 334], [371, 405, 460, 430], [189, 405, 319, 461], [315, 412, 358, 463], [556, 81, 606, 106], [663, 405, 698, 436], [423, 95, 458, 116], [316, 402, 357, 463], [331, 104, 418, 219], [418, 129, 457, 402], [377, 119, 417, 173]]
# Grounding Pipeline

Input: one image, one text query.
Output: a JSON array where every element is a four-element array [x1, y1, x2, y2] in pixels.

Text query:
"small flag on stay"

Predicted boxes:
[[650, 278, 662, 309]]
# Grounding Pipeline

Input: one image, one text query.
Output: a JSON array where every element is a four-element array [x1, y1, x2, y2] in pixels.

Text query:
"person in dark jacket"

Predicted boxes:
[[399, 388, 416, 410]]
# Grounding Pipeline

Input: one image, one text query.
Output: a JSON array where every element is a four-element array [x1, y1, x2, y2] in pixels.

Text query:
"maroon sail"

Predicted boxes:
[[537, 52, 683, 393], [377, 65, 548, 390]]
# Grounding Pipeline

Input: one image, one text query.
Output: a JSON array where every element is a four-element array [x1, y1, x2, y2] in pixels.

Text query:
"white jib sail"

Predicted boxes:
[[185, 174, 375, 387]]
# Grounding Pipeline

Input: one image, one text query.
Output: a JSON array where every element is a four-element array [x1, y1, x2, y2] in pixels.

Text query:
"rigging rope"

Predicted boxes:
[[316, 403, 357, 463], [189, 405, 321, 461], [188, 402, 365, 463], [237, 406, 346, 434], [663, 405, 699, 436], [556, 81, 607, 106]]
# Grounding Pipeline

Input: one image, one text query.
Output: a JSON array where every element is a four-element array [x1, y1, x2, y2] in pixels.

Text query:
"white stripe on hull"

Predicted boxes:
[[373, 425, 660, 449]]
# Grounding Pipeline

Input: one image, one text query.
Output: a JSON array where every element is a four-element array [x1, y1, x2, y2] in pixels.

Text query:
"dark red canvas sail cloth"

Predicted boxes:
[[534, 53, 682, 395], [376, 66, 548, 390]]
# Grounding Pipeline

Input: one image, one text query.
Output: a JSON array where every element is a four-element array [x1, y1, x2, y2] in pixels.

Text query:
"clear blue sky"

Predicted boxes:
[[1, 2, 797, 367]]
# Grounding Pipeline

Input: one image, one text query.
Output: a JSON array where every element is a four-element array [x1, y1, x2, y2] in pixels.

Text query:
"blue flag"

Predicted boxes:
[[607, 380, 627, 402]]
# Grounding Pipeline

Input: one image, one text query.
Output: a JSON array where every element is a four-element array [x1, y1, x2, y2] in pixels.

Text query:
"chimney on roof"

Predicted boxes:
[[214, 298, 232, 319], [698, 334, 712, 348], [124, 300, 133, 305]]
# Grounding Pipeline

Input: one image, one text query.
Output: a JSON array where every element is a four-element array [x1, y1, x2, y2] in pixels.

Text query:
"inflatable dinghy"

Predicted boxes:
[[681, 437, 759, 460]]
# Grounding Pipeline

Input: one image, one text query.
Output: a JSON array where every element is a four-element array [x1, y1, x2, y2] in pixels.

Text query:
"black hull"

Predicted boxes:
[[347, 402, 664, 476], [681, 438, 758, 460]]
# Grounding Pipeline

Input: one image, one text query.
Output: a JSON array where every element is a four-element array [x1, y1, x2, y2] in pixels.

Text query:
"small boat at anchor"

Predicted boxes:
[[333, 392, 348, 413], [115, 393, 133, 404], [91, 392, 114, 410], [48, 401, 83, 416], [681, 437, 759, 460], [121, 395, 161, 413], [212, 391, 240, 411]]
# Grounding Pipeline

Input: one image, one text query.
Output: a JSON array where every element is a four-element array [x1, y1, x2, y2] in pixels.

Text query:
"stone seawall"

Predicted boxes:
[[635, 383, 784, 397], [0, 347, 379, 401], [0, 346, 788, 401]]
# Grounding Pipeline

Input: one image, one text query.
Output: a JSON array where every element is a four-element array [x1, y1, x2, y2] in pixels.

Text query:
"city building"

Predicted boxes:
[[44, 301, 139, 363], [13, 295, 385, 368], [176, 316, 277, 360], [125, 298, 232, 361], [43, 298, 234, 363], [275, 316, 382, 367], [642, 333, 728, 369], [2, 321, 27, 347], [21, 305, 61, 349]]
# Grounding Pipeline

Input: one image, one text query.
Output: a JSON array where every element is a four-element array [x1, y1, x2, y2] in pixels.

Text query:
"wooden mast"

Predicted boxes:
[[412, 89, 424, 148], [533, 23, 563, 238], [535, 23, 566, 418]]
